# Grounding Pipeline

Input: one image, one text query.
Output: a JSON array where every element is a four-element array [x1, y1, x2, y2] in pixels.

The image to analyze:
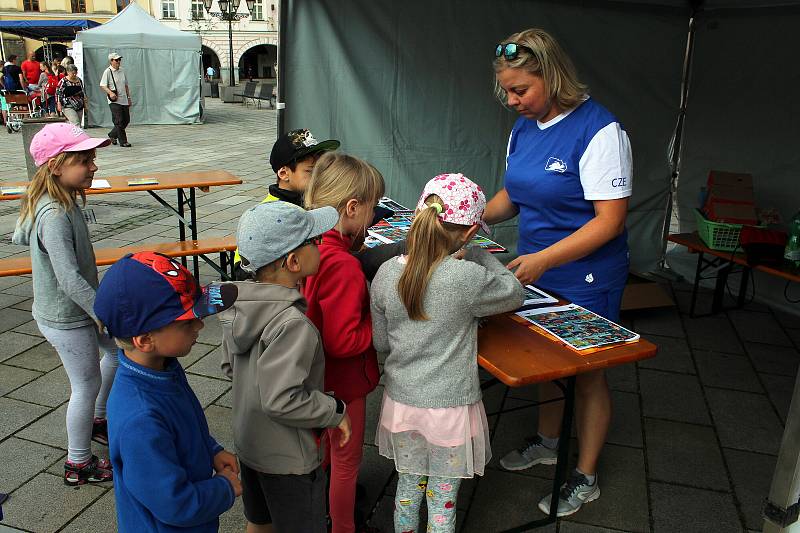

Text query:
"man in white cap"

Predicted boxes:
[[99, 52, 132, 147]]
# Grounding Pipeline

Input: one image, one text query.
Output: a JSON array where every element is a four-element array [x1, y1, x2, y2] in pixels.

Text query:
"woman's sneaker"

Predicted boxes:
[[499, 435, 558, 471], [538, 470, 600, 517], [91, 417, 109, 446], [64, 455, 113, 486]]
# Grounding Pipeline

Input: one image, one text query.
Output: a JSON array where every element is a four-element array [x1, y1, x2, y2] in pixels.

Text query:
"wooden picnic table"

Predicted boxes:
[[477, 310, 657, 531], [0, 170, 242, 279], [668, 232, 800, 316]]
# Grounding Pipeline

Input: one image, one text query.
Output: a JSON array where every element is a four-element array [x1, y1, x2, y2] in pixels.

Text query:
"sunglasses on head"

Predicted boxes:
[[495, 42, 535, 60]]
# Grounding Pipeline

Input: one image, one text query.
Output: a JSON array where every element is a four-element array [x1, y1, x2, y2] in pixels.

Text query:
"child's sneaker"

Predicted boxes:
[[91, 417, 109, 446], [64, 455, 113, 486], [499, 435, 558, 471], [537, 470, 600, 517]]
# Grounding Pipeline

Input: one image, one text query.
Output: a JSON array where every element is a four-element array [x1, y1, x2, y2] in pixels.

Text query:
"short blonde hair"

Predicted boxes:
[[493, 28, 588, 111], [305, 152, 385, 212]]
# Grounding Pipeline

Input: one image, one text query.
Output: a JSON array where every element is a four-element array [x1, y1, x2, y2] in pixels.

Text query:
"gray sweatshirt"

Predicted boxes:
[[219, 281, 345, 475], [370, 247, 525, 409], [12, 195, 98, 329]]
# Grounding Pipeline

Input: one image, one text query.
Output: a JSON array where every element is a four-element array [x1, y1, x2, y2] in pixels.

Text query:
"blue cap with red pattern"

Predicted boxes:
[[94, 251, 238, 338]]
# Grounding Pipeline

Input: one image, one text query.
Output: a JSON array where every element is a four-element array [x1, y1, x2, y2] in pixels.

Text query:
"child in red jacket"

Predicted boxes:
[[303, 151, 385, 533]]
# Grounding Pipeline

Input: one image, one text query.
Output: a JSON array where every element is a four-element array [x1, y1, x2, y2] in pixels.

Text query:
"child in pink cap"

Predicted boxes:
[[12, 123, 117, 486], [369, 173, 525, 533]]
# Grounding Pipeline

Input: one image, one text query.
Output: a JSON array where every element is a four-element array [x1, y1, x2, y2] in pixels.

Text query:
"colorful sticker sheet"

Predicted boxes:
[[516, 304, 640, 351], [367, 198, 507, 253]]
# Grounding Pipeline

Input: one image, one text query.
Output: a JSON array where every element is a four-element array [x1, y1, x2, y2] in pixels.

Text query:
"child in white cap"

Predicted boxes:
[[370, 173, 525, 533], [12, 123, 116, 486]]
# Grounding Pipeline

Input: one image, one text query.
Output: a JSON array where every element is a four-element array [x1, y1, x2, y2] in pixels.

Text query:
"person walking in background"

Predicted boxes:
[[99, 53, 132, 147], [57, 65, 87, 126]]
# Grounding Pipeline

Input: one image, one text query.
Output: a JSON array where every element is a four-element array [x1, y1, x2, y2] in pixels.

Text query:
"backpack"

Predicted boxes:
[[2, 66, 18, 91]]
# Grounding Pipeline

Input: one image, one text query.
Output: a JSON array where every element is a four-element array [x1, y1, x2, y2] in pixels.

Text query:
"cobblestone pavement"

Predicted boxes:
[[0, 99, 798, 532]]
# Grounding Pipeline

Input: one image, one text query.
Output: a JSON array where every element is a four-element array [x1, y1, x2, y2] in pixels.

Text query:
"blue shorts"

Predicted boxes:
[[548, 285, 625, 322]]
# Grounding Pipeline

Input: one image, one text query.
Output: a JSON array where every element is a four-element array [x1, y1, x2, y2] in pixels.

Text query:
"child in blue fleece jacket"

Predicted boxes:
[[94, 251, 241, 532]]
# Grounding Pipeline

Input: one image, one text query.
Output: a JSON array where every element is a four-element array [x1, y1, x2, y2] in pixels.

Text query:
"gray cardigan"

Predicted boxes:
[[370, 247, 525, 409], [12, 195, 98, 329]]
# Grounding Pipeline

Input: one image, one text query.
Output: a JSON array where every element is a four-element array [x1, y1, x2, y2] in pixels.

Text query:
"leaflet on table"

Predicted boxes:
[[516, 304, 640, 351], [1, 186, 26, 196], [90, 179, 111, 189], [523, 285, 558, 306]]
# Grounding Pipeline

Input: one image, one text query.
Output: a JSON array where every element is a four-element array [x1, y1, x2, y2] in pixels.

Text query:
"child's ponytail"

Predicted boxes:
[[398, 194, 462, 320], [19, 150, 92, 223]]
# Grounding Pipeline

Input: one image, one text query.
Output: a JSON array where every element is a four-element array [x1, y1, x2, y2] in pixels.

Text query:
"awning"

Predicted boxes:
[[0, 19, 101, 41]]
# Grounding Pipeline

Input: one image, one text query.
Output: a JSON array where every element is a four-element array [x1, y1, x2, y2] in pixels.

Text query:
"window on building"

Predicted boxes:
[[251, 0, 263, 20], [191, 0, 204, 20], [116, 0, 130, 13], [22, 0, 40, 11], [162, 0, 176, 18], [71, 0, 86, 13]]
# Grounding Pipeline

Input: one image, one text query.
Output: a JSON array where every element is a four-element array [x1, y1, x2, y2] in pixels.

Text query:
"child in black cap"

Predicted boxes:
[[94, 251, 240, 533]]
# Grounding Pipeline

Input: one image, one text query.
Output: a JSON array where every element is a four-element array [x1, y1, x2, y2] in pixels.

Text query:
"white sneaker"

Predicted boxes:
[[498, 435, 558, 471], [538, 470, 600, 517]]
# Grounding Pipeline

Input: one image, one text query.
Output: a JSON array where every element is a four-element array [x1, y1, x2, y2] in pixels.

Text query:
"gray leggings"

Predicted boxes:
[[38, 323, 119, 463], [395, 473, 462, 533]]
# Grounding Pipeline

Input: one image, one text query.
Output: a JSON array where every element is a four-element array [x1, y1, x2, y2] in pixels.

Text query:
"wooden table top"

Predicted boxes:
[[669, 232, 800, 283], [0, 170, 242, 200], [478, 313, 657, 387]]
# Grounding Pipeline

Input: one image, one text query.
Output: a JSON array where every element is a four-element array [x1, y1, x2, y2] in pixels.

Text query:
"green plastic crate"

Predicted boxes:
[[694, 209, 745, 252]]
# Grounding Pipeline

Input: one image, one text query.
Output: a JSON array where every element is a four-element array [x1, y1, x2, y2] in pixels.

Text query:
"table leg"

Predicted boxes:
[[712, 263, 731, 314], [177, 188, 187, 270], [737, 266, 750, 308], [189, 187, 199, 280], [690, 252, 704, 317]]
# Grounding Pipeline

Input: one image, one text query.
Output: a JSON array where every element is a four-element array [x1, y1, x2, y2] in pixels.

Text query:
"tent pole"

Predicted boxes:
[[658, 10, 697, 271], [0, 31, 5, 63], [276, 0, 287, 135]]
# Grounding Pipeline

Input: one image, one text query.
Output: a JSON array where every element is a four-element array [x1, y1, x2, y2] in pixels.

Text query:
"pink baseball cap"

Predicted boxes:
[[30, 123, 112, 167], [416, 173, 491, 234]]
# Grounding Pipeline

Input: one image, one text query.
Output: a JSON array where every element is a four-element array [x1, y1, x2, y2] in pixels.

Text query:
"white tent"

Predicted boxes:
[[76, 2, 202, 127], [278, 0, 800, 317]]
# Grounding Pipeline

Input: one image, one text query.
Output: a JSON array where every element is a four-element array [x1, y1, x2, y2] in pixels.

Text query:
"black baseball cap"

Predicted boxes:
[[269, 128, 340, 172]]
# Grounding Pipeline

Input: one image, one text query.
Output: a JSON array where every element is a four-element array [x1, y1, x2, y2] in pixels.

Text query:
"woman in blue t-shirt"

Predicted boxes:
[[484, 28, 633, 518]]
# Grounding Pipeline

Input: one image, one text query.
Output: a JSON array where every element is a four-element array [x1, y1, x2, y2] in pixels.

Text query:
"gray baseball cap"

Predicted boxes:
[[236, 201, 338, 273]]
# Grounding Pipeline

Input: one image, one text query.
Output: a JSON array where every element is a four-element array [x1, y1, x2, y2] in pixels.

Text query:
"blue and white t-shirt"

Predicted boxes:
[[504, 97, 632, 295]]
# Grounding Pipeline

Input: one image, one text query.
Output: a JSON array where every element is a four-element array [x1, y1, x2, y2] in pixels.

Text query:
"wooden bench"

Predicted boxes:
[[0, 236, 237, 279], [251, 84, 275, 109], [233, 82, 257, 107]]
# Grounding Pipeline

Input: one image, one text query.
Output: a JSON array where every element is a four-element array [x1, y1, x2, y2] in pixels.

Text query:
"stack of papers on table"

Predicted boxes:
[[90, 179, 111, 189]]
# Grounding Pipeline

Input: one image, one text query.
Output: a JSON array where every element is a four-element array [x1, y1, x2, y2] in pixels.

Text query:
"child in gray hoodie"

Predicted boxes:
[[219, 201, 351, 533]]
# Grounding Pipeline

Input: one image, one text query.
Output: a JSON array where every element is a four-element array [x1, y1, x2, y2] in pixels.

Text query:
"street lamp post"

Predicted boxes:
[[201, 0, 255, 87]]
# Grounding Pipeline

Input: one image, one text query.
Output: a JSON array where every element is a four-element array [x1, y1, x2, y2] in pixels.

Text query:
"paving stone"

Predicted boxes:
[[9, 298, 32, 312], [8, 366, 71, 407], [607, 363, 638, 393], [364, 386, 383, 445], [0, 397, 50, 441], [639, 369, 710, 425], [0, 437, 63, 493], [0, 294, 27, 309], [0, 276, 28, 291], [186, 374, 230, 410], [560, 524, 634, 533], [11, 319, 44, 338], [0, 308, 36, 335], [1, 473, 105, 532], [4, 341, 60, 372], [213, 195, 254, 206], [729, 309, 793, 347], [15, 403, 69, 450], [357, 444, 396, 515], [461, 469, 556, 533], [724, 448, 776, 530], [197, 315, 224, 345], [760, 373, 795, 424], [637, 334, 695, 374], [61, 489, 116, 533], [185, 345, 228, 381], [683, 315, 744, 354], [746, 342, 800, 377], [694, 350, 763, 393], [486, 398, 551, 478], [607, 390, 642, 448], [772, 309, 799, 330], [630, 307, 683, 338], [705, 387, 784, 455], [214, 388, 233, 408], [0, 281, 33, 299], [0, 364, 42, 396], [203, 404, 234, 451], [788, 328, 800, 349], [644, 418, 728, 490], [180, 340, 217, 369], [0, 331, 44, 362], [650, 482, 742, 533], [0, 524, 28, 532], [218, 495, 247, 533]]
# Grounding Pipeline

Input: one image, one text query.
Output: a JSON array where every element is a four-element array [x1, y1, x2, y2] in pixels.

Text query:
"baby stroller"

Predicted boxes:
[[2, 89, 42, 133]]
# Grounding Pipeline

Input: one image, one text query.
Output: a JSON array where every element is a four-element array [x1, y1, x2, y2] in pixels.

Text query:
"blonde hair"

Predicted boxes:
[[493, 28, 588, 111], [18, 150, 93, 223], [398, 194, 466, 321], [305, 151, 385, 213]]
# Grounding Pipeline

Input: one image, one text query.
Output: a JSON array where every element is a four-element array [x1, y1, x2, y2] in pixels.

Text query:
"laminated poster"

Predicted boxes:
[[517, 304, 640, 351]]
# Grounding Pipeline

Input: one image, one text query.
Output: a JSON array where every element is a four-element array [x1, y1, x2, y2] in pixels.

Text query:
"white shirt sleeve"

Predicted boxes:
[[578, 122, 633, 200], [99, 68, 109, 88]]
